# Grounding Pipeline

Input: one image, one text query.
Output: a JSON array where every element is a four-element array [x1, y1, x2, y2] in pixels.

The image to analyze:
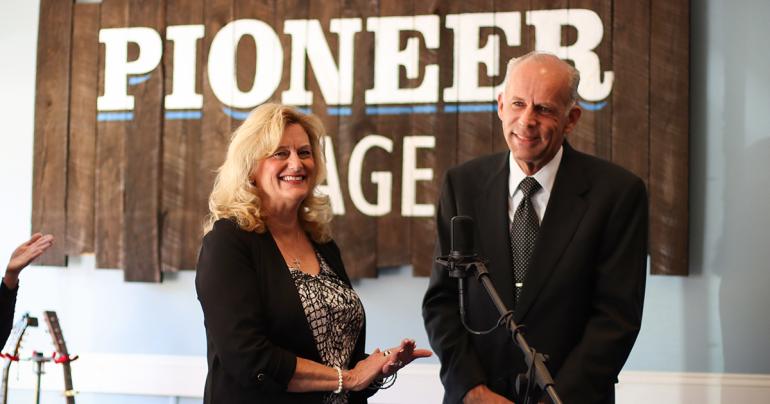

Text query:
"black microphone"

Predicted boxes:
[[450, 215, 476, 263]]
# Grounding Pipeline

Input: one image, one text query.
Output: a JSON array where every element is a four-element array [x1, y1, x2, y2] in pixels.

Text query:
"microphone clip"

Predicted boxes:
[[435, 254, 487, 279]]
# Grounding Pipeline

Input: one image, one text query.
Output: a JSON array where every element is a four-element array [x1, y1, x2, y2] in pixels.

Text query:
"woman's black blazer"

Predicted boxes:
[[196, 218, 374, 403]]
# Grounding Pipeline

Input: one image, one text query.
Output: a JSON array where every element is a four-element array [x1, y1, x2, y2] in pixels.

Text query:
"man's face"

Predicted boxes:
[[497, 58, 581, 175]]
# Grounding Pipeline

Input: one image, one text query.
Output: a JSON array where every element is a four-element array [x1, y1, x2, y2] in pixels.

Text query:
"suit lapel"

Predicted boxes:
[[515, 143, 589, 322], [474, 153, 516, 310]]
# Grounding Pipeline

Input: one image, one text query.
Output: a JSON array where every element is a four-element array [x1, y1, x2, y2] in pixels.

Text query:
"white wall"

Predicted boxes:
[[1, 0, 769, 402]]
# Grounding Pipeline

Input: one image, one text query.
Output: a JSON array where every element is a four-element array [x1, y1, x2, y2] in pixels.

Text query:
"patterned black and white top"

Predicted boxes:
[[289, 252, 365, 404]]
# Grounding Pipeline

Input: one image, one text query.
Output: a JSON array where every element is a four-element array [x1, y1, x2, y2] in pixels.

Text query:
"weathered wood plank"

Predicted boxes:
[[274, 0, 304, 107], [161, 0, 205, 272], [612, 0, 650, 182], [123, 0, 165, 282], [371, 0, 414, 269], [331, 0, 379, 279], [410, 0, 452, 276], [649, 0, 689, 275], [66, 2, 99, 256], [305, 0, 349, 266], [199, 0, 234, 241], [231, 0, 272, 131], [455, 0, 496, 164], [32, 0, 73, 266], [567, 0, 613, 160], [95, 0, 128, 269]]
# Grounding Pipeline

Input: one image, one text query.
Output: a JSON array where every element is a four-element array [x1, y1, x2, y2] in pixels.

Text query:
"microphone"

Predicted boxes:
[[450, 215, 476, 263], [441, 216, 485, 335]]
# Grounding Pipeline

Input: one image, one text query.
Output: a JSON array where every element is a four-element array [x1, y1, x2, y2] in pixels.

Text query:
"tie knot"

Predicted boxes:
[[518, 177, 541, 198]]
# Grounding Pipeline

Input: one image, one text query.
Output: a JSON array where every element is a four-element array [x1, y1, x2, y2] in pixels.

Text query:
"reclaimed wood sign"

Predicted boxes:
[[32, 0, 688, 282]]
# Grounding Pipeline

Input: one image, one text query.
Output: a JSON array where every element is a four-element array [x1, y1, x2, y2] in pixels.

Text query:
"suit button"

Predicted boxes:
[[256, 372, 266, 383]]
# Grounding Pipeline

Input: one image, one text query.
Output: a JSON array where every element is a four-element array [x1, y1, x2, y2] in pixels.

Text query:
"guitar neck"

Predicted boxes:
[[0, 362, 11, 404], [62, 364, 74, 404], [43, 311, 75, 404]]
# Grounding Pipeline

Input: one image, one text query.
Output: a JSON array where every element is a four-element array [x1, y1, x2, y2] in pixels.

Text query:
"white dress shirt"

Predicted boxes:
[[508, 146, 564, 223]]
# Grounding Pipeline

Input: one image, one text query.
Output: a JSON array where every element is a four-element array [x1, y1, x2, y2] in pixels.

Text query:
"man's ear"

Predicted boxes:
[[497, 92, 505, 121], [564, 105, 582, 134]]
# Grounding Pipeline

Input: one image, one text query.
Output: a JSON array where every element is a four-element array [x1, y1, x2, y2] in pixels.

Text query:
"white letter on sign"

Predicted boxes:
[[401, 136, 435, 217], [444, 12, 521, 102], [165, 25, 205, 110], [282, 18, 361, 106], [98, 27, 162, 111], [348, 135, 393, 217], [365, 15, 440, 104], [526, 9, 614, 102], [316, 136, 346, 215], [208, 19, 282, 108]]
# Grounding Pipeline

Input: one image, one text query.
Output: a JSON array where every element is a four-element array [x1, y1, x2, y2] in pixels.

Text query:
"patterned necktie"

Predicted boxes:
[[510, 177, 542, 307]]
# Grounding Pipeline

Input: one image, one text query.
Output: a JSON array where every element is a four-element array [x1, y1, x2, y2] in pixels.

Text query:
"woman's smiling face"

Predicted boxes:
[[251, 123, 315, 212]]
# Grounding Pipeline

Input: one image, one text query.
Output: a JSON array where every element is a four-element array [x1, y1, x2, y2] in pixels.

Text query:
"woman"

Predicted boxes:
[[195, 103, 431, 403]]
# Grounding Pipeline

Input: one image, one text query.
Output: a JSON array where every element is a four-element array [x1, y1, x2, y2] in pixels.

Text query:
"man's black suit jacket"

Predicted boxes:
[[196, 218, 374, 404], [423, 143, 648, 404]]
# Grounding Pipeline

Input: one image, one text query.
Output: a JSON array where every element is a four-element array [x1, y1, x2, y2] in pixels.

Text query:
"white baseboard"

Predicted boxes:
[[7, 354, 770, 403]]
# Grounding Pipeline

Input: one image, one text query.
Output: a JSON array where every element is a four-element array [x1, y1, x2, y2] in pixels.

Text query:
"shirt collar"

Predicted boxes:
[[508, 146, 563, 196]]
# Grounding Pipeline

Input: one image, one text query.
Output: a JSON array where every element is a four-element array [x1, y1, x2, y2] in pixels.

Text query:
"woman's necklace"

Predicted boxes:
[[281, 228, 304, 270]]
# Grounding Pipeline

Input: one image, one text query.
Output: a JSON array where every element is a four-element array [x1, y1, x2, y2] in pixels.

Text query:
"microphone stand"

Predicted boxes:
[[438, 256, 563, 404]]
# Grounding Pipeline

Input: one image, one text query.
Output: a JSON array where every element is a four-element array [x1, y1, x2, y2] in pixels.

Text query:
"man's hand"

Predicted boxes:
[[4, 233, 54, 288], [463, 384, 514, 404]]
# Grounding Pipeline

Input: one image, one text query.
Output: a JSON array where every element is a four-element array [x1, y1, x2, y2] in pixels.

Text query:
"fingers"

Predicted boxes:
[[21, 235, 54, 262], [412, 349, 433, 358], [378, 339, 432, 376], [32, 234, 54, 249], [23, 233, 43, 246]]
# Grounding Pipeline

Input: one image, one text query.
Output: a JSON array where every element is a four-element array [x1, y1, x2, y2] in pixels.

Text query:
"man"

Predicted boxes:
[[423, 52, 647, 404], [1, 233, 54, 345]]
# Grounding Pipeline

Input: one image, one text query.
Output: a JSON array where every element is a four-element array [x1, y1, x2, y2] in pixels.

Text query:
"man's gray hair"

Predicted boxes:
[[501, 51, 581, 105]]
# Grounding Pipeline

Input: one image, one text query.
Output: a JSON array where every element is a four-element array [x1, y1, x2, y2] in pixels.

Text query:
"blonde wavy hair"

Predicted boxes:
[[203, 103, 333, 242]]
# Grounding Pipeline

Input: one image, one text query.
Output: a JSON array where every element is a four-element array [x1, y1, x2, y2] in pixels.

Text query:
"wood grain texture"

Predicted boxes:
[[66, 2, 99, 255], [199, 0, 233, 242], [35, 0, 690, 280], [649, 0, 689, 275], [455, 0, 496, 165], [612, 0, 649, 182], [32, 0, 73, 266], [373, 0, 414, 269], [409, 0, 459, 277], [330, 0, 379, 279], [160, 0, 205, 272], [568, 0, 613, 160], [95, 0, 128, 269], [123, 0, 165, 282]]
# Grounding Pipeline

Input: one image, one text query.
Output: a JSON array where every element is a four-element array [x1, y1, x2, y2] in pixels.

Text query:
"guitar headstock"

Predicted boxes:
[[3, 313, 37, 358], [43, 311, 69, 356]]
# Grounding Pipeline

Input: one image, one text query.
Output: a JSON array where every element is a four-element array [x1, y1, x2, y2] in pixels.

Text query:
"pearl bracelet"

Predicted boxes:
[[333, 366, 343, 394]]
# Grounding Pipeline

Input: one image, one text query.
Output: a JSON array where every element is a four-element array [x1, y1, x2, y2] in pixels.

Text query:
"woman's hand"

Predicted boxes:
[[343, 348, 390, 391], [4, 233, 54, 288], [380, 338, 433, 376], [343, 340, 432, 391]]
